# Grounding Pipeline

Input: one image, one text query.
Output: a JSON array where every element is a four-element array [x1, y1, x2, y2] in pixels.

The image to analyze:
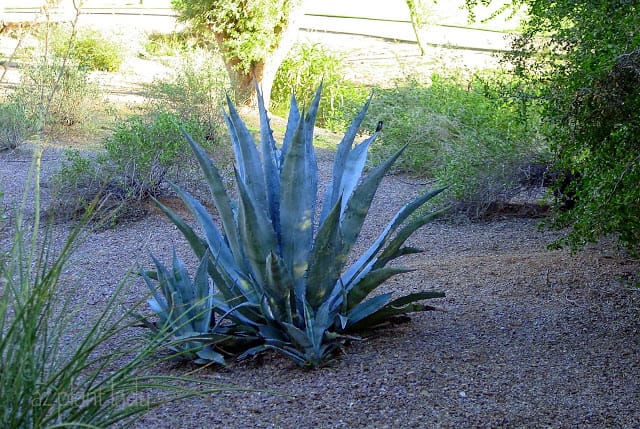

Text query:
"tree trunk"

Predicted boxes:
[[215, 4, 304, 110]]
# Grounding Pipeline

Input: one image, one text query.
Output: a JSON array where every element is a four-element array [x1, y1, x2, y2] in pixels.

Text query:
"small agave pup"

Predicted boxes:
[[142, 84, 447, 367]]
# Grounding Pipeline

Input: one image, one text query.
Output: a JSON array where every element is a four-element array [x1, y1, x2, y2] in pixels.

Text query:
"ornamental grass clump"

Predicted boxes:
[[0, 152, 232, 427], [142, 84, 446, 367]]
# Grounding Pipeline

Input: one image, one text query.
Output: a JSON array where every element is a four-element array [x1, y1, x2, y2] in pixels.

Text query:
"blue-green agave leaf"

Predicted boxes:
[[281, 321, 313, 351], [256, 82, 282, 240], [306, 196, 344, 310], [281, 93, 300, 163], [168, 182, 236, 271], [321, 94, 373, 223], [306, 298, 337, 354], [346, 291, 445, 332], [346, 266, 415, 310], [151, 197, 207, 260], [345, 292, 393, 329], [224, 94, 268, 212], [340, 144, 408, 258], [280, 116, 316, 290], [339, 133, 378, 214], [342, 187, 448, 288], [141, 264, 168, 318], [195, 346, 226, 366], [374, 208, 449, 270], [181, 129, 246, 269], [304, 83, 323, 142], [264, 251, 295, 324], [191, 254, 213, 333], [211, 298, 261, 330], [235, 167, 277, 288]]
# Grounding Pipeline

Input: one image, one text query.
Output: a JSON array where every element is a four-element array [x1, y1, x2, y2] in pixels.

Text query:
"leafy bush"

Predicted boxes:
[[11, 56, 104, 135], [52, 111, 211, 225], [140, 86, 446, 368], [1, 154, 224, 427], [271, 41, 368, 130], [364, 72, 545, 215], [467, 0, 640, 249], [549, 49, 640, 253], [0, 101, 36, 150], [103, 110, 210, 199], [52, 27, 124, 72], [144, 48, 227, 141]]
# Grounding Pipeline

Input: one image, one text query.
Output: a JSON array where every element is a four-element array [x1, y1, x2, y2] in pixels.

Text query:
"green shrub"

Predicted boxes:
[[51, 111, 212, 225], [364, 72, 546, 215], [0, 101, 36, 150], [1, 153, 226, 427], [140, 85, 446, 368], [549, 49, 640, 253], [144, 49, 227, 141], [52, 27, 124, 72], [471, 0, 640, 250], [11, 56, 104, 135], [271, 41, 368, 130], [50, 148, 109, 222], [103, 110, 210, 199]]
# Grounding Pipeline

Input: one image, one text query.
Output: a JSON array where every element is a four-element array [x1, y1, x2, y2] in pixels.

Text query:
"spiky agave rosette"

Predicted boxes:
[[142, 84, 446, 367]]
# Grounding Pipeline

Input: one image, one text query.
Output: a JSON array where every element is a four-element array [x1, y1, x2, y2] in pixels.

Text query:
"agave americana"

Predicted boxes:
[[143, 84, 446, 367]]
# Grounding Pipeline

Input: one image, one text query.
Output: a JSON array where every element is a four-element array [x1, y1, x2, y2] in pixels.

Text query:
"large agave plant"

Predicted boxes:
[[143, 84, 446, 367]]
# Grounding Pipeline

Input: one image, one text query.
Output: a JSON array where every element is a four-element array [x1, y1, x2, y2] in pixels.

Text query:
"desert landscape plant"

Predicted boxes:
[[466, 0, 640, 248], [103, 110, 210, 199], [271, 41, 367, 130], [10, 56, 104, 135], [170, 0, 304, 107], [364, 71, 545, 215], [141, 84, 446, 367], [50, 26, 124, 72], [144, 48, 228, 140], [0, 101, 36, 150], [0, 153, 230, 427]]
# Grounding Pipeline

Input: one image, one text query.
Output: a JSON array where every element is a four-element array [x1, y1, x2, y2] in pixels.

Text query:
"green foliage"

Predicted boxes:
[[364, 72, 545, 214], [103, 110, 210, 199], [271, 41, 368, 129], [51, 27, 124, 72], [51, 111, 211, 225], [142, 85, 446, 367], [0, 101, 36, 150], [1, 153, 227, 427], [549, 49, 640, 252], [144, 48, 227, 139], [143, 29, 213, 57], [466, 0, 640, 249], [10, 56, 104, 135], [170, 0, 300, 74]]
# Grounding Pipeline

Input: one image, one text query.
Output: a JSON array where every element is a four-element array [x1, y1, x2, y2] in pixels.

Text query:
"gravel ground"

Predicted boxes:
[[1, 143, 639, 428]]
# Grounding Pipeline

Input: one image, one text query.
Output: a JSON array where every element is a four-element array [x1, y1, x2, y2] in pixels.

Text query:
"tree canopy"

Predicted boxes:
[[171, 0, 303, 106], [465, 0, 640, 252]]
